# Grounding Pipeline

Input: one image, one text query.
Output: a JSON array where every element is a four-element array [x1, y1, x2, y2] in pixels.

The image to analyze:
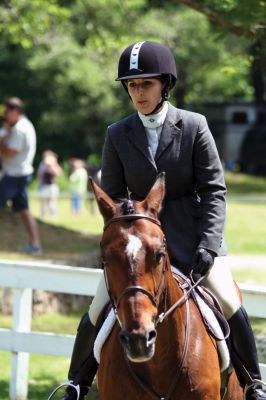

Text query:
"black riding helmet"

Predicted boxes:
[[116, 41, 177, 114]]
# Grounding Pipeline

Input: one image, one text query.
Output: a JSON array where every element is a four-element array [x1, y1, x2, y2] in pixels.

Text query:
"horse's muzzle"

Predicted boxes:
[[119, 328, 157, 362]]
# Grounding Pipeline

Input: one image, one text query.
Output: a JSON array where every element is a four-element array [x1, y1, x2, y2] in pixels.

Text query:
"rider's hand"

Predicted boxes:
[[193, 248, 215, 276]]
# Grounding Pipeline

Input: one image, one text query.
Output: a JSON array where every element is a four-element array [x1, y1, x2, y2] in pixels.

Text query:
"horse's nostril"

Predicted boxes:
[[146, 329, 157, 346], [119, 330, 130, 345]]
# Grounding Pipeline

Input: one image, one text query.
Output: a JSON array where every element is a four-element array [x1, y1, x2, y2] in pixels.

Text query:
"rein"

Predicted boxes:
[[157, 272, 205, 324]]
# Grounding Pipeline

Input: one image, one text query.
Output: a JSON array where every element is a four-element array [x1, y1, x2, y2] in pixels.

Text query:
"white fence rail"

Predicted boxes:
[[0, 260, 266, 399]]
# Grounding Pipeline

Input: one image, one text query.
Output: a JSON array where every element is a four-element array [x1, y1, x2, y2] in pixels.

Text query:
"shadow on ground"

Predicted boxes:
[[0, 209, 101, 266]]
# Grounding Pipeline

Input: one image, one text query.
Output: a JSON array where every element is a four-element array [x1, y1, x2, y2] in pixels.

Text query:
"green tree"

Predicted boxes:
[[0, 0, 69, 48], [155, 0, 266, 101], [0, 0, 259, 163]]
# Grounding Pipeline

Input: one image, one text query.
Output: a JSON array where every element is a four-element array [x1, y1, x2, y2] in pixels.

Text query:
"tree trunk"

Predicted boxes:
[[250, 40, 265, 103]]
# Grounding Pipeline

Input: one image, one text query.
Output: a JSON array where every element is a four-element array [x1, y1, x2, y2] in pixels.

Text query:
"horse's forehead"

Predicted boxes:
[[102, 224, 163, 258], [125, 233, 142, 260]]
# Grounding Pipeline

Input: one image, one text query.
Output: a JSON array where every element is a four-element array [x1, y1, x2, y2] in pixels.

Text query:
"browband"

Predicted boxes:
[[103, 214, 161, 231]]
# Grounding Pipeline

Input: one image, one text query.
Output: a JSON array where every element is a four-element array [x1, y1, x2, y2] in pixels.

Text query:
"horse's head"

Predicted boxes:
[[90, 174, 168, 363]]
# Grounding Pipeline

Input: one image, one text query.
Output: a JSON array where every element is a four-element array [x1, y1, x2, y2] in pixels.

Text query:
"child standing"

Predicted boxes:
[[69, 158, 88, 215]]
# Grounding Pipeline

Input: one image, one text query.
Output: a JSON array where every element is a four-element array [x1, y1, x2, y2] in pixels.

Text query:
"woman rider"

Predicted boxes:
[[61, 41, 266, 400]]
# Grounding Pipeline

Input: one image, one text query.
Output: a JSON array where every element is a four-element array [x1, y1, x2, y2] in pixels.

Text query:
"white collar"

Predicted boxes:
[[138, 102, 168, 129]]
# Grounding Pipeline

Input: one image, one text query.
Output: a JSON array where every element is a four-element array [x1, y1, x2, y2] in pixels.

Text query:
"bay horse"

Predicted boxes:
[[90, 174, 243, 400]]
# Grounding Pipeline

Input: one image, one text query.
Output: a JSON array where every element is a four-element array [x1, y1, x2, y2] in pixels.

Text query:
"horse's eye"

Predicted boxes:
[[155, 251, 165, 264]]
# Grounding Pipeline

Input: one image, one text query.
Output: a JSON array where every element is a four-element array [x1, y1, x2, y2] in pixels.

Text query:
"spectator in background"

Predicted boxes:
[[37, 150, 62, 217], [69, 158, 88, 215], [0, 97, 42, 255]]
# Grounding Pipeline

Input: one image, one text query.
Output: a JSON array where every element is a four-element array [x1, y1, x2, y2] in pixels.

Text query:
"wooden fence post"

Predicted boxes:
[[10, 288, 32, 400]]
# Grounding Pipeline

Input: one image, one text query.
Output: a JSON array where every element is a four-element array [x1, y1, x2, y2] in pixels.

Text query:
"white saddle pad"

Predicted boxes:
[[94, 308, 116, 364]]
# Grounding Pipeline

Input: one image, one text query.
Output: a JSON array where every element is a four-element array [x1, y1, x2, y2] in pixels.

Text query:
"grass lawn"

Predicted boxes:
[[29, 196, 103, 236], [225, 200, 266, 254], [27, 171, 266, 255], [0, 351, 99, 400], [28, 193, 266, 256], [1, 171, 266, 260]]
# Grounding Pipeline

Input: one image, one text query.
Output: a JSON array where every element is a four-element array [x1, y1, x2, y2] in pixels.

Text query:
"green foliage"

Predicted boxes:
[[0, 0, 70, 48], [167, 0, 266, 40], [0, 0, 262, 162], [190, 0, 266, 32]]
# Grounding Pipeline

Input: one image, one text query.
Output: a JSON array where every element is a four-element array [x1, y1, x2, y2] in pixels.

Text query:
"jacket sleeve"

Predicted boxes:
[[101, 128, 128, 199], [193, 115, 227, 255]]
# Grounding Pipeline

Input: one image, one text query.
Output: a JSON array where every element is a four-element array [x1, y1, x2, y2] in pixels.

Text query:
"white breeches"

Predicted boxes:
[[202, 256, 241, 319], [89, 273, 110, 326], [88, 256, 241, 326]]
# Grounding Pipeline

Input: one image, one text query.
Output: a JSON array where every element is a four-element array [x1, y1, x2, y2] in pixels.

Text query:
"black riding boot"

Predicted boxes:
[[228, 306, 266, 400], [61, 312, 98, 400]]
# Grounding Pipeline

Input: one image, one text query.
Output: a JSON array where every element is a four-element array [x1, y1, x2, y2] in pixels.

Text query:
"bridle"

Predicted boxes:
[[101, 212, 195, 400], [102, 213, 167, 327]]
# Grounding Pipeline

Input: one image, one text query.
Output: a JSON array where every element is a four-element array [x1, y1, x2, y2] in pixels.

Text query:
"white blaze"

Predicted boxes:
[[126, 234, 142, 261]]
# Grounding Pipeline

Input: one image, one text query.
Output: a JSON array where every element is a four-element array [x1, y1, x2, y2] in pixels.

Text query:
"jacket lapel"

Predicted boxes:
[[155, 104, 182, 162], [125, 113, 157, 169]]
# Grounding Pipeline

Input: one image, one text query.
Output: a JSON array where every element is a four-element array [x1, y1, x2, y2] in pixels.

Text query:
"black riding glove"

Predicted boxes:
[[193, 248, 216, 276]]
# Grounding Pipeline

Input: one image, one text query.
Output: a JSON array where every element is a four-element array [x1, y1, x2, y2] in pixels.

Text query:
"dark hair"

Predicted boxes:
[[4, 97, 24, 112]]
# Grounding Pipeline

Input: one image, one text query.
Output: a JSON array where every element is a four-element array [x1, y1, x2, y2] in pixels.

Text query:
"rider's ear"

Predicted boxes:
[[89, 177, 117, 221], [141, 173, 165, 216]]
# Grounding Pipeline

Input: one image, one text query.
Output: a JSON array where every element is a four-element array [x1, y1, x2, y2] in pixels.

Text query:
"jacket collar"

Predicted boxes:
[[155, 103, 182, 161], [125, 103, 182, 164]]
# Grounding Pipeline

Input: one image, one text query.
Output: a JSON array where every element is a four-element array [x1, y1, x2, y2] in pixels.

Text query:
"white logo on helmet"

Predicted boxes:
[[129, 41, 145, 70]]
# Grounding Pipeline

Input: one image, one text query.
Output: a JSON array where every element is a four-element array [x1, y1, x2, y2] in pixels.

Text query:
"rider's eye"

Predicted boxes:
[[142, 81, 153, 88], [155, 251, 165, 264]]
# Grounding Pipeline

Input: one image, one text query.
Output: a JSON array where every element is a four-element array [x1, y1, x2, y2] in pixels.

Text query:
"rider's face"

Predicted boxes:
[[127, 78, 164, 114]]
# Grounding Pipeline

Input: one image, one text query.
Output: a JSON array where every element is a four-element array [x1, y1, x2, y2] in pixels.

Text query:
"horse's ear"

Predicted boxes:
[[89, 177, 117, 221], [141, 172, 165, 215]]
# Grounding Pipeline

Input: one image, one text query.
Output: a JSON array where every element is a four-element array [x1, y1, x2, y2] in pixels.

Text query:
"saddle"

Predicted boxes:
[[171, 266, 230, 341]]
